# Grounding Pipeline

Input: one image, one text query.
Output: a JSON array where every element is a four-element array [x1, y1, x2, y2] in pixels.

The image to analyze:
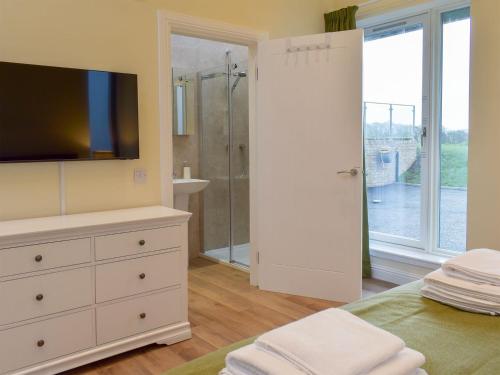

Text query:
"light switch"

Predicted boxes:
[[134, 168, 147, 184]]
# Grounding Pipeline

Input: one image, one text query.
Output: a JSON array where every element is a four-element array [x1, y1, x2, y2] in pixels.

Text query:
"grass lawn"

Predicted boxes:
[[402, 143, 468, 188], [440, 143, 468, 187]]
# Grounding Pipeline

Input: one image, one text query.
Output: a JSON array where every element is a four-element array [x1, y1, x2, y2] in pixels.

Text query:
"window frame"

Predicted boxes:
[[364, 13, 432, 252], [431, 3, 471, 256], [360, 0, 471, 257]]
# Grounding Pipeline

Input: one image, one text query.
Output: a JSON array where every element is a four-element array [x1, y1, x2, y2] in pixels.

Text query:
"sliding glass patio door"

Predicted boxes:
[[364, 14, 431, 250]]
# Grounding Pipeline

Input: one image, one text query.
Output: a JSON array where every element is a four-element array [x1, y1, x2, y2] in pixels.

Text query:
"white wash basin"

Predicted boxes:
[[173, 179, 210, 211]]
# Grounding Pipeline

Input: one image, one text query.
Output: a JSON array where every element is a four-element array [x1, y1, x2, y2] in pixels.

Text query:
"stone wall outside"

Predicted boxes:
[[365, 138, 418, 187]]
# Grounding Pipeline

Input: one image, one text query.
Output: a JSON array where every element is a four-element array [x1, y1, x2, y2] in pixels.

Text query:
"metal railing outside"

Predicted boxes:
[[363, 101, 417, 140]]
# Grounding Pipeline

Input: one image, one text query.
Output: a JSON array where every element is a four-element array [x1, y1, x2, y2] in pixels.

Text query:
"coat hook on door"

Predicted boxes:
[[286, 43, 331, 53]]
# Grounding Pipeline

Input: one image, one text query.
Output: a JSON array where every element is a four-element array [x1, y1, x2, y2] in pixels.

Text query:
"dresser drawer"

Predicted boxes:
[[95, 251, 181, 303], [0, 238, 91, 277], [96, 289, 182, 345], [0, 267, 93, 326], [0, 309, 95, 374], [95, 226, 181, 260]]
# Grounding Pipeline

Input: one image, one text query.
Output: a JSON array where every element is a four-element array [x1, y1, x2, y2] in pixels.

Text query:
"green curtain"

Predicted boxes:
[[324, 6, 358, 32], [362, 156, 371, 278], [324, 6, 372, 278]]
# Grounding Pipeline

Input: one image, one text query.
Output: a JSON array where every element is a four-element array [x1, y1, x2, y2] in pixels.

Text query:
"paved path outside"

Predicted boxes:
[[368, 183, 467, 251]]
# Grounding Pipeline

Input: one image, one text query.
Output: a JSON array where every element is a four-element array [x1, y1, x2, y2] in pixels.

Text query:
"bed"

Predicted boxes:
[[165, 281, 500, 375]]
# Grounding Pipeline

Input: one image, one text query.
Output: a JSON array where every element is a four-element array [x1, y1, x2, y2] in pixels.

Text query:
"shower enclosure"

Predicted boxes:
[[199, 51, 250, 267]]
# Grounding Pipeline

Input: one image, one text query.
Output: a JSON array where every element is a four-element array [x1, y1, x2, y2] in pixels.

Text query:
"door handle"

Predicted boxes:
[[337, 168, 359, 177], [421, 127, 427, 147]]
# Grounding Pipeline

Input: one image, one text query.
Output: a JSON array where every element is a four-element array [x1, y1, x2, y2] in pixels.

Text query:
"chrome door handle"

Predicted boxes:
[[337, 168, 358, 176]]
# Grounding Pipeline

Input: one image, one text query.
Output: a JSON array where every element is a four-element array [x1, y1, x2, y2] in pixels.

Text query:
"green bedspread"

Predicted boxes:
[[165, 281, 500, 375]]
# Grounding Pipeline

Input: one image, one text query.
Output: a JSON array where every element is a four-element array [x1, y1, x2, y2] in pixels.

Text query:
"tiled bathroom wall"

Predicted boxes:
[[199, 66, 230, 252], [172, 69, 201, 259]]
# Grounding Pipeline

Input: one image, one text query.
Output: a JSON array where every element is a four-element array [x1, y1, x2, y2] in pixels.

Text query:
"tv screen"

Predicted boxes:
[[0, 61, 139, 162]]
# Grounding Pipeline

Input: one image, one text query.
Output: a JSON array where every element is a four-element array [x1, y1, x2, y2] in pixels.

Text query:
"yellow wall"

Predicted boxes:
[[0, 0, 334, 221], [467, 0, 500, 249]]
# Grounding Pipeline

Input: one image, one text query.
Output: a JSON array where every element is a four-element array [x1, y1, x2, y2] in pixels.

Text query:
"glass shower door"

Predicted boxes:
[[199, 67, 231, 262], [229, 62, 250, 266], [199, 59, 250, 267]]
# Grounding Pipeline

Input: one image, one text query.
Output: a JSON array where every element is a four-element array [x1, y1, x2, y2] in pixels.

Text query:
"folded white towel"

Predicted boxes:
[[220, 367, 428, 375], [223, 344, 304, 375], [425, 269, 500, 303], [255, 308, 405, 375], [367, 348, 425, 375], [427, 284, 500, 310], [443, 249, 500, 286], [421, 285, 499, 316], [221, 345, 426, 375]]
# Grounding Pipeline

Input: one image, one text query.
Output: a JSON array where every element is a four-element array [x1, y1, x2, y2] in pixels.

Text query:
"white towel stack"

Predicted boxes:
[[220, 308, 427, 375], [422, 248, 500, 315]]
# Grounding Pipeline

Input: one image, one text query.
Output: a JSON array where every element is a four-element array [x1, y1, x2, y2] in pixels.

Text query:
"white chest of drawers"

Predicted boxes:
[[0, 206, 191, 375]]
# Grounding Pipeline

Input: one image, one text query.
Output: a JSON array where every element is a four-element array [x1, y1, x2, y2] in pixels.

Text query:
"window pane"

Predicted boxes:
[[439, 8, 470, 252], [364, 21, 424, 242]]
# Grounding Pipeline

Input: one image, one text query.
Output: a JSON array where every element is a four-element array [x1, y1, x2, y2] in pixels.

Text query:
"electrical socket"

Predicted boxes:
[[134, 168, 147, 184]]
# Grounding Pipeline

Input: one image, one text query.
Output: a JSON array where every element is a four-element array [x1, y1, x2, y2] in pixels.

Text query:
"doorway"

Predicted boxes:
[[159, 13, 365, 300], [169, 32, 251, 267], [158, 11, 264, 283]]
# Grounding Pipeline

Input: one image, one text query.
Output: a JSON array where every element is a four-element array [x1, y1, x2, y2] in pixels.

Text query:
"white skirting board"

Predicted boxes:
[[371, 264, 424, 285], [370, 255, 440, 285]]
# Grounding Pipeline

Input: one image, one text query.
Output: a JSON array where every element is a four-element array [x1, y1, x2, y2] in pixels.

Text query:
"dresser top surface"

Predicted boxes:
[[0, 206, 191, 240]]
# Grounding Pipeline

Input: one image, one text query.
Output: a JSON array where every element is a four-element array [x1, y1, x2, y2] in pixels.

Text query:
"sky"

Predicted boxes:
[[363, 19, 470, 131], [441, 19, 470, 131]]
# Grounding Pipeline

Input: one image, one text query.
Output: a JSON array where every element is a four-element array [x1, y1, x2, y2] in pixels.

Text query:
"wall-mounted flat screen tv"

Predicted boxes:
[[0, 61, 139, 162]]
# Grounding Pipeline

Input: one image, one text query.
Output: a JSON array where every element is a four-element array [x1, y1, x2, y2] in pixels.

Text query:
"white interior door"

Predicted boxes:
[[256, 30, 363, 302]]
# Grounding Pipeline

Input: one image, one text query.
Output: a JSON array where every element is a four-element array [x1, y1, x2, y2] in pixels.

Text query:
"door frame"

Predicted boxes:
[[157, 10, 268, 284]]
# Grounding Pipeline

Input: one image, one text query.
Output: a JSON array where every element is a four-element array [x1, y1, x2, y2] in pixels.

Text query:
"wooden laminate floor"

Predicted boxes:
[[66, 257, 394, 375]]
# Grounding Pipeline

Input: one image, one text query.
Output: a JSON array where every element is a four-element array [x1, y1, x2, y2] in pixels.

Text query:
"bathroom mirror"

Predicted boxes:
[[172, 76, 195, 136]]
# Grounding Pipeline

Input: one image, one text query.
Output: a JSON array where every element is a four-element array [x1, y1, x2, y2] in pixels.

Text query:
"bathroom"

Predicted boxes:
[[171, 34, 250, 268]]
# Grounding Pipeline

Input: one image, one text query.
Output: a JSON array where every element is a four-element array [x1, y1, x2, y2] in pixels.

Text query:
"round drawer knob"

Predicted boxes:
[[37, 339, 45, 347], [35, 255, 43, 262], [139, 273, 146, 280], [35, 294, 44, 301], [139, 312, 146, 319], [138, 240, 146, 246]]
